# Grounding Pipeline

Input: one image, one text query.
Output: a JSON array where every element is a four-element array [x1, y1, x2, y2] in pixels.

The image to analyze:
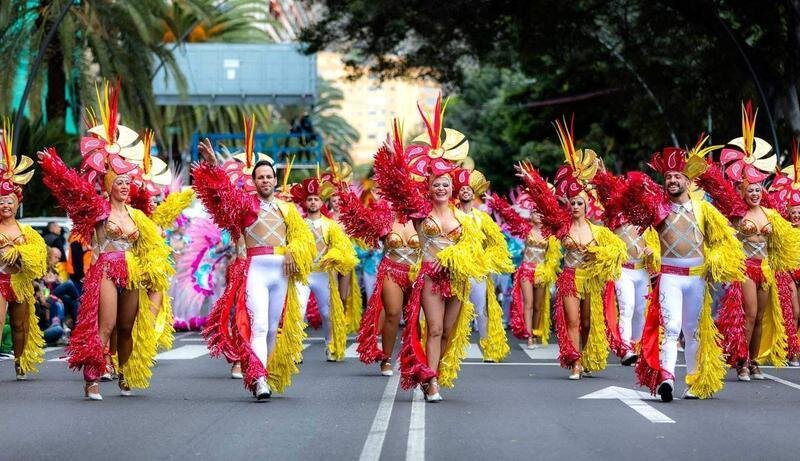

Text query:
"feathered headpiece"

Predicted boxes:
[[406, 94, 469, 178], [770, 137, 800, 208], [720, 101, 776, 184], [221, 114, 274, 193], [131, 129, 172, 195], [320, 147, 353, 186], [289, 176, 334, 206], [0, 118, 34, 202], [452, 167, 490, 197], [552, 116, 597, 199], [80, 80, 142, 192]]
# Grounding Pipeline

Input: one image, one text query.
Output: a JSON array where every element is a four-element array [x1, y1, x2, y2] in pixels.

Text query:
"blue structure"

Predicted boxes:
[[191, 131, 322, 167]]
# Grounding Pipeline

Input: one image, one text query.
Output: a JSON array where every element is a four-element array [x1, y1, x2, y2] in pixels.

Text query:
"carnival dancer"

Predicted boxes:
[[374, 97, 487, 402], [337, 122, 420, 376], [37, 82, 169, 400], [0, 119, 47, 380], [193, 114, 315, 400], [619, 140, 744, 401], [696, 103, 800, 380], [291, 176, 358, 362], [516, 117, 627, 380], [452, 167, 512, 362], [592, 160, 661, 365], [486, 192, 560, 349], [769, 137, 800, 366]]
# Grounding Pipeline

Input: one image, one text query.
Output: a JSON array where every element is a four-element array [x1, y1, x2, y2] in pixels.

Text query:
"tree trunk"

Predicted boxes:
[[44, 23, 66, 121]]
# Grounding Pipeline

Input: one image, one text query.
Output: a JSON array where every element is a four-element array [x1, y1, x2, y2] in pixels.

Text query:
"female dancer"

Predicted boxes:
[[337, 123, 420, 376], [516, 117, 627, 379], [0, 120, 47, 380], [374, 98, 487, 401], [699, 103, 800, 379], [486, 192, 560, 348], [37, 83, 170, 400]]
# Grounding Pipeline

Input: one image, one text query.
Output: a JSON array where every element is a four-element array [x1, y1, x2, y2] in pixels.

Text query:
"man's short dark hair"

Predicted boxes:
[[251, 160, 276, 180]]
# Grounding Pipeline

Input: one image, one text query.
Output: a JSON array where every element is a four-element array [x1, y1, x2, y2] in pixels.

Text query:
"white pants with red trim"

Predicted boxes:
[[246, 254, 289, 368], [615, 267, 650, 346], [297, 271, 333, 344], [658, 258, 706, 379], [469, 277, 488, 339]]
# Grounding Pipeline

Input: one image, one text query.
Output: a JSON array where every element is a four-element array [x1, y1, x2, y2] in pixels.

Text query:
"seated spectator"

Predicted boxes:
[[34, 282, 66, 346], [43, 222, 67, 262], [43, 248, 80, 330]]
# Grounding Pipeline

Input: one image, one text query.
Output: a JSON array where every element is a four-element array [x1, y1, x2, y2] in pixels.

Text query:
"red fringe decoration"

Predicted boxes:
[[39, 148, 110, 244], [509, 262, 536, 339], [695, 163, 747, 220], [305, 293, 322, 330], [336, 185, 394, 248], [373, 144, 431, 222], [603, 281, 630, 358], [518, 165, 570, 239], [553, 268, 581, 368], [745, 258, 766, 287], [356, 258, 413, 364], [0, 274, 17, 302], [777, 272, 800, 359], [621, 172, 671, 229], [191, 162, 259, 240], [202, 258, 247, 363], [398, 262, 449, 390], [635, 275, 672, 394], [591, 170, 628, 229], [486, 193, 532, 240], [716, 282, 748, 366], [128, 182, 155, 217], [66, 252, 129, 381]]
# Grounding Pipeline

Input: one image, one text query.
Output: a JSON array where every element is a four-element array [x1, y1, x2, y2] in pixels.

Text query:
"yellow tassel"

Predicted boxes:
[[318, 217, 359, 274], [699, 201, 745, 283], [151, 189, 194, 230], [344, 269, 362, 334], [130, 207, 175, 291], [476, 210, 515, 274], [153, 292, 175, 351], [436, 209, 488, 280], [585, 224, 627, 283], [643, 227, 661, 273], [479, 277, 510, 361], [267, 281, 307, 393], [10, 225, 48, 374], [120, 289, 158, 389], [437, 276, 475, 388], [578, 268, 610, 372], [685, 289, 726, 398], [534, 237, 561, 345], [765, 208, 800, 273], [326, 272, 347, 361], [755, 262, 788, 366], [280, 201, 316, 283]]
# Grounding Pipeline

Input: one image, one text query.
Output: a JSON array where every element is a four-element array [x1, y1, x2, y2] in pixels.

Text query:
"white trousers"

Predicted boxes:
[[297, 271, 333, 344], [494, 273, 513, 323], [659, 273, 705, 377], [246, 255, 289, 368], [615, 267, 650, 345], [470, 277, 488, 338], [363, 271, 377, 305]]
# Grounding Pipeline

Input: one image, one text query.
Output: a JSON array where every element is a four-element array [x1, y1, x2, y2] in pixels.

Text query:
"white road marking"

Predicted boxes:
[[764, 373, 800, 391], [518, 343, 560, 360], [359, 368, 400, 461], [346, 342, 359, 358], [406, 387, 426, 461], [580, 386, 675, 424], [466, 344, 483, 359], [156, 345, 209, 360], [178, 337, 205, 342], [48, 357, 68, 362]]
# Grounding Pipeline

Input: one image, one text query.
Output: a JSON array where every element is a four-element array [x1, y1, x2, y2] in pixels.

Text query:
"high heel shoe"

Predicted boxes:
[[423, 378, 442, 402], [527, 338, 536, 350], [231, 362, 243, 379], [14, 361, 26, 381], [380, 360, 393, 376], [84, 381, 103, 401], [118, 373, 132, 397], [568, 363, 583, 380]]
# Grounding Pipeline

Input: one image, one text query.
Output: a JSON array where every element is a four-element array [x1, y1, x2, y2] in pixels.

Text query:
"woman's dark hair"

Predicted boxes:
[[251, 160, 276, 180]]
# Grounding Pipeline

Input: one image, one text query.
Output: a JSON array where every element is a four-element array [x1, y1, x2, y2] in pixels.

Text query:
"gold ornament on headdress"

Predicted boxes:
[[136, 129, 172, 189], [468, 169, 490, 196], [554, 117, 597, 182], [411, 96, 469, 163], [0, 118, 35, 187], [232, 114, 273, 174], [684, 133, 722, 180]]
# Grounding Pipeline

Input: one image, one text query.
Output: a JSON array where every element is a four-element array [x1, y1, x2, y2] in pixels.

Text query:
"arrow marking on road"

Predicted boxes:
[[579, 386, 675, 424]]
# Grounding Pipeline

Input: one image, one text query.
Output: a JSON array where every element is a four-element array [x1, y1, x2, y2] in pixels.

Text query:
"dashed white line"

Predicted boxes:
[[359, 369, 400, 461], [406, 387, 425, 461], [764, 373, 800, 391]]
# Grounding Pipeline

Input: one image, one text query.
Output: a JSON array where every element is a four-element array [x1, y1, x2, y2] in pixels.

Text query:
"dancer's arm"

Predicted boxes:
[[694, 163, 747, 220], [515, 162, 570, 239], [191, 161, 257, 240], [619, 172, 671, 229], [476, 209, 515, 274], [485, 193, 532, 240], [151, 189, 195, 230], [334, 184, 393, 248], [372, 144, 431, 222]]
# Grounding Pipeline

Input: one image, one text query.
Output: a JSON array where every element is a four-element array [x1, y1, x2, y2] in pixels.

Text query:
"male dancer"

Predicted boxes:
[[453, 168, 512, 362]]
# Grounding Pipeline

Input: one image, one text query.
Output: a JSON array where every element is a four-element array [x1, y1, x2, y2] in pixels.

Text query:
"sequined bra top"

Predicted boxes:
[[561, 234, 597, 269], [523, 233, 548, 264], [384, 232, 420, 265], [0, 229, 25, 274], [420, 216, 462, 261], [736, 218, 772, 259], [94, 218, 140, 254]]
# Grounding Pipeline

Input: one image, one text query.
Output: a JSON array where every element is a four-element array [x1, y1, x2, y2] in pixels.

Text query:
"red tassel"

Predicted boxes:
[[203, 258, 247, 362], [398, 263, 442, 390], [622, 172, 671, 229], [591, 170, 628, 229], [192, 162, 259, 240], [373, 144, 431, 222], [336, 185, 394, 248], [305, 293, 322, 330], [486, 193, 532, 240], [128, 182, 155, 217], [554, 269, 581, 368], [66, 253, 129, 379], [518, 165, 570, 239], [39, 148, 110, 244], [696, 163, 747, 219], [716, 282, 749, 366], [356, 259, 413, 364], [603, 281, 630, 358], [509, 263, 536, 339], [635, 276, 671, 394], [777, 272, 800, 358]]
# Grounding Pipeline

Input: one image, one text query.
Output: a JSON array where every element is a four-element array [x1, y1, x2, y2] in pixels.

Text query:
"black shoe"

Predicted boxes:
[[621, 351, 638, 366], [657, 381, 673, 403]]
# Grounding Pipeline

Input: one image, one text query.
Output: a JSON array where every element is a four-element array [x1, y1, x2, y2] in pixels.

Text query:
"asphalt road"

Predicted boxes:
[[2, 330, 799, 461]]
